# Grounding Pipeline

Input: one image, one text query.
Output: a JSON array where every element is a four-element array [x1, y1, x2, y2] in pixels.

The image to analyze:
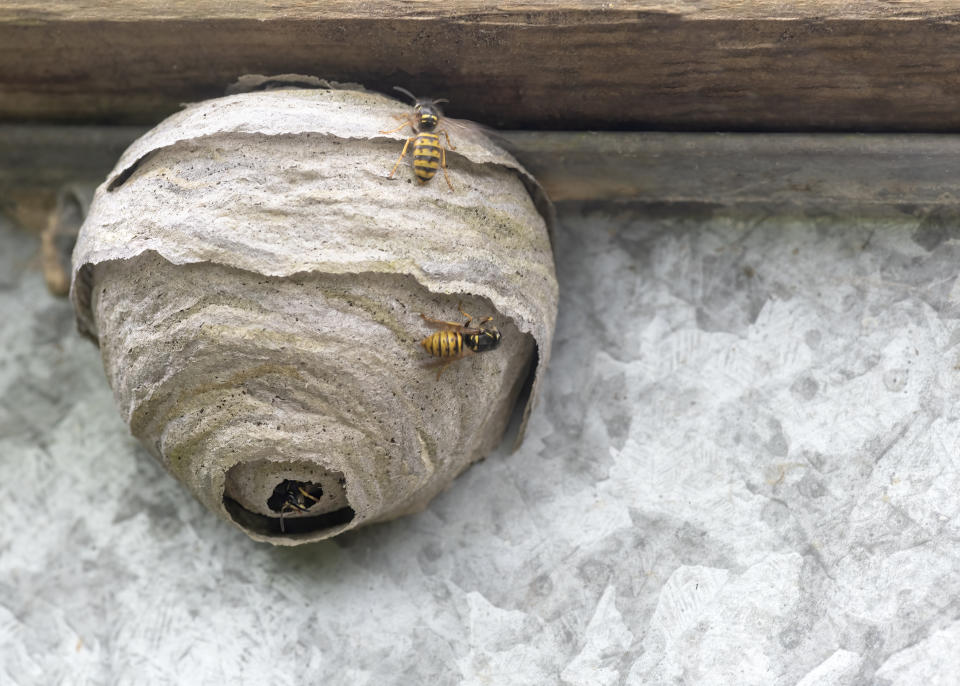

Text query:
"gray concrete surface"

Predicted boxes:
[[2, 202, 960, 685]]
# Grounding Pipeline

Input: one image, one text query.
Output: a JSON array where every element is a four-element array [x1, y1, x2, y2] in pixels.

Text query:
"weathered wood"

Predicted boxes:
[[506, 132, 960, 206], [2, 3, 960, 130], [6, 126, 960, 235], [0, 125, 144, 231]]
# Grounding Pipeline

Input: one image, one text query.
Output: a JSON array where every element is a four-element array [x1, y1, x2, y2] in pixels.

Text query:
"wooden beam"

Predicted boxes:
[[5, 126, 960, 234], [2, 3, 960, 130], [506, 132, 960, 206], [0, 125, 144, 232]]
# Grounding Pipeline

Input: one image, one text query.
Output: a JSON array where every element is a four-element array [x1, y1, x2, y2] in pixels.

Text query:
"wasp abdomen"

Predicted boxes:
[[413, 132, 442, 183], [422, 330, 463, 358]]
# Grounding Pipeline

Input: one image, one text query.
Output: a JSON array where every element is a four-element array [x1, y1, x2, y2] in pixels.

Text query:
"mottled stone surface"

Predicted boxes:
[[3, 202, 960, 684]]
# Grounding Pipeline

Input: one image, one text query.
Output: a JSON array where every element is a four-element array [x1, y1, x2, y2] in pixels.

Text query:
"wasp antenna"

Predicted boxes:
[[392, 86, 418, 103], [433, 98, 449, 105]]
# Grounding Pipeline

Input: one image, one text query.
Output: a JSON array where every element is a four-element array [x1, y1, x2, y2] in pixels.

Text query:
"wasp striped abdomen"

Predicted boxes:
[[380, 87, 457, 191], [419, 306, 503, 378], [422, 329, 463, 358], [413, 132, 443, 183]]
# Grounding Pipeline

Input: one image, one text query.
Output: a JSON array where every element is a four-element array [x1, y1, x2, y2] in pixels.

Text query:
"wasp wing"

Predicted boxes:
[[421, 348, 475, 378], [419, 312, 484, 335], [439, 116, 504, 148]]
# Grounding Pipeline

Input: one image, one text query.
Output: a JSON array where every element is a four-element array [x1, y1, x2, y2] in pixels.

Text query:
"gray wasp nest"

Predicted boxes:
[[70, 85, 557, 544]]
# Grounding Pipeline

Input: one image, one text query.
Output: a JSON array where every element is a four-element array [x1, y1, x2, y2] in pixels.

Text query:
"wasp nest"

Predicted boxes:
[[70, 86, 557, 544]]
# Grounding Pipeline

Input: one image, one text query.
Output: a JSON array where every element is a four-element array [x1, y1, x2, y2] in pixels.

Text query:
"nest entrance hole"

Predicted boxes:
[[223, 464, 355, 538]]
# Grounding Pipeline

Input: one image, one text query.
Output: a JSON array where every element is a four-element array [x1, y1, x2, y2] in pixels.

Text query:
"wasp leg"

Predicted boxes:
[[297, 486, 321, 505], [457, 305, 491, 330], [379, 117, 416, 135], [284, 498, 309, 512], [457, 301, 492, 325], [456, 302, 475, 328], [440, 145, 454, 191], [279, 495, 313, 533], [437, 128, 457, 151], [388, 137, 416, 179]]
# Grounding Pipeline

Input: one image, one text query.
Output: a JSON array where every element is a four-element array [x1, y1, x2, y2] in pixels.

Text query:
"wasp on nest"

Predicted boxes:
[[380, 86, 488, 191]]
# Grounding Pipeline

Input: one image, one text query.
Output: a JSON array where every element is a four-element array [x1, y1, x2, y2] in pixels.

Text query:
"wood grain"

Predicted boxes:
[[6, 126, 960, 234], [0, 125, 143, 232], [3, 2, 960, 129], [506, 132, 960, 206]]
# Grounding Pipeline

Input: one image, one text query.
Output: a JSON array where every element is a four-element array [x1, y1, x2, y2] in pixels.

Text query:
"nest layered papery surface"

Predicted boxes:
[[71, 87, 557, 543]]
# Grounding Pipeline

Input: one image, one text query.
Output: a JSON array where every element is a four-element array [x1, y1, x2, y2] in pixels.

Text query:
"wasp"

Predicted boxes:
[[380, 86, 458, 190], [420, 303, 502, 377], [267, 479, 324, 533]]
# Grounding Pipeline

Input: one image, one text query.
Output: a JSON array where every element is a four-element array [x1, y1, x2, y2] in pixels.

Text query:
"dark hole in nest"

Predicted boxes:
[[223, 476, 355, 537], [267, 479, 324, 513], [223, 495, 355, 537]]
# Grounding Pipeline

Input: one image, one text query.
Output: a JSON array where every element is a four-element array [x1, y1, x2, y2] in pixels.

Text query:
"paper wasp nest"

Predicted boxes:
[[70, 85, 557, 544]]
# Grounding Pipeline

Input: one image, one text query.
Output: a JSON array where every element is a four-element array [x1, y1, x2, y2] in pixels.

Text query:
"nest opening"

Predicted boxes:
[[223, 464, 355, 538], [266, 479, 324, 513], [224, 496, 355, 537], [502, 340, 539, 449]]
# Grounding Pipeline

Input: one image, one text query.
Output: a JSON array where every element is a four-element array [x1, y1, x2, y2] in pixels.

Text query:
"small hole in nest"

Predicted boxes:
[[266, 479, 340, 534], [223, 471, 355, 538], [267, 479, 324, 514]]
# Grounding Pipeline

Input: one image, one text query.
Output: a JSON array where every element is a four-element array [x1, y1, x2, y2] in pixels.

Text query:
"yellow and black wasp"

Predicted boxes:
[[380, 86, 458, 190], [267, 479, 324, 533], [420, 303, 502, 377]]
